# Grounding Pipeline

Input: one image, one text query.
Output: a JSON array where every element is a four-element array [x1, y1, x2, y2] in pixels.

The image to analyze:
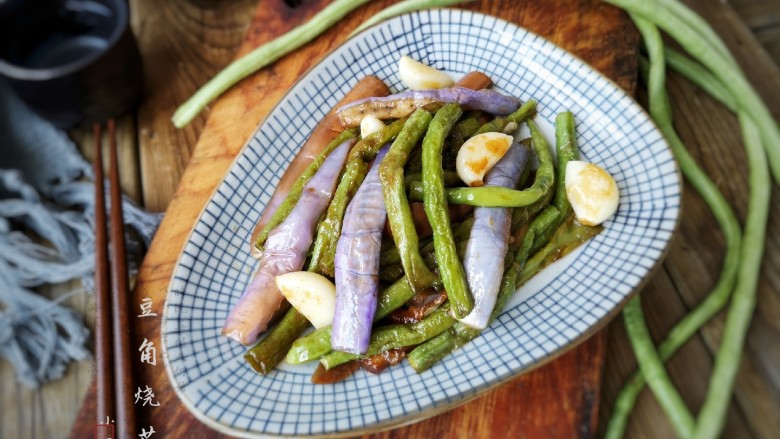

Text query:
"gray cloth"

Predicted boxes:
[[0, 80, 162, 387]]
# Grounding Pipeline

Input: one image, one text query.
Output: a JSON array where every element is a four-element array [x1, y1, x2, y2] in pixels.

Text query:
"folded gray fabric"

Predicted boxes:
[[0, 80, 162, 387]]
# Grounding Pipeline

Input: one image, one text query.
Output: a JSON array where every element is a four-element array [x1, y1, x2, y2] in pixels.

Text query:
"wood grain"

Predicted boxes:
[[129, 0, 260, 212], [3, 0, 772, 438], [63, 0, 639, 438]]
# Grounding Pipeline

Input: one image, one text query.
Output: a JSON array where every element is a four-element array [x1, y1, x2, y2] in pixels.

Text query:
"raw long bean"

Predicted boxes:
[[309, 118, 407, 276], [350, 0, 474, 36], [661, 49, 736, 111], [253, 130, 357, 251], [422, 103, 473, 319], [622, 7, 774, 439], [695, 113, 767, 439], [380, 109, 439, 292], [605, 18, 743, 439], [623, 296, 695, 437], [603, 0, 780, 185], [172, 0, 380, 127]]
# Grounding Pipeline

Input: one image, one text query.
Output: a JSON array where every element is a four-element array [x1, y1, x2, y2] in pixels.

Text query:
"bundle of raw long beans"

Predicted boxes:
[[220, 67, 611, 383]]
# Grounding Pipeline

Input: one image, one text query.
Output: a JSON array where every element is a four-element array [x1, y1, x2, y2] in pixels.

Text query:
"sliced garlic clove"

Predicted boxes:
[[456, 132, 513, 187], [565, 161, 619, 226], [275, 271, 336, 329], [398, 55, 454, 90]]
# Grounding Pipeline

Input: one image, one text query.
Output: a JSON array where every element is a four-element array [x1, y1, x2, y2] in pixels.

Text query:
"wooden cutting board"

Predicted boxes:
[[70, 0, 638, 437]]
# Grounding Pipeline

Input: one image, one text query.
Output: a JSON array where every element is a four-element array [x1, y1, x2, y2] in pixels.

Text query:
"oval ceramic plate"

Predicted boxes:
[[162, 9, 680, 438]]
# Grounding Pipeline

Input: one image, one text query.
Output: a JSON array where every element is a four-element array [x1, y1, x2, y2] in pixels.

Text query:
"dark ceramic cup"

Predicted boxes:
[[0, 0, 143, 128]]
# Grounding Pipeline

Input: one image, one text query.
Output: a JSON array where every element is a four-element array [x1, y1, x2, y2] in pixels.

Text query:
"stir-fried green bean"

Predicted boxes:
[[380, 109, 439, 292], [409, 117, 554, 209], [516, 216, 603, 286], [320, 305, 455, 370], [472, 99, 537, 136], [286, 276, 417, 364], [309, 118, 407, 276], [422, 103, 473, 319], [253, 129, 357, 252], [408, 111, 583, 371], [409, 214, 602, 372], [404, 171, 461, 190], [244, 307, 309, 374], [442, 111, 487, 168], [509, 119, 561, 230], [553, 112, 579, 217]]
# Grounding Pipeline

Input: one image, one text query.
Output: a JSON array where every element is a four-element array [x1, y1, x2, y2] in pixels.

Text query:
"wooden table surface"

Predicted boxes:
[[1, 0, 778, 438]]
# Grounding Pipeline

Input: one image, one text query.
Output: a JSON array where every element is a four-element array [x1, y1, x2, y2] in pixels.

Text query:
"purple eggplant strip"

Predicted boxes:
[[458, 143, 530, 330], [222, 139, 354, 345], [331, 145, 391, 354], [336, 87, 521, 127]]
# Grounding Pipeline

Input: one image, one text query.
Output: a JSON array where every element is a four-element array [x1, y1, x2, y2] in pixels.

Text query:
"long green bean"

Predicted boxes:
[[404, 171, 461, 189], [422, 103, 473, 319], [320, 305, 455, 370], [253, 129, 357, 251], [605, 18, 743, 439], [286, 276, 417, 364], [553, 112, 579, 217], [172, 0, 374, 127], [515, 216, 603, 286], [695, 112, 767, 439], [408, 118, 554, 208], [409, 207, 559, 372], [409, 107, 584, 372], [604, 0, 780, 185], [623, 295, 695, 438], [443, 113, 485, 169], [380, 109, 439, 292], [409, 213, 601, 372], [244, 307, 309, 374], [350, 0, 475, 36], [309, 118, 407, 276], [408, 184, 544, 207], [616, 12, 771, 437], [661, 49, 736, 111], [472, 99, 537, 136], [510, 120, 558, 229]]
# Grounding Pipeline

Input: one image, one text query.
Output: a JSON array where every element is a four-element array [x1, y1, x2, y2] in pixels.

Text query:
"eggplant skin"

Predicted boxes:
[[337, 88, 522, 127], [458, 143, 530, 330], [332, 146, 391, 355], [222, 140, 353, 345]]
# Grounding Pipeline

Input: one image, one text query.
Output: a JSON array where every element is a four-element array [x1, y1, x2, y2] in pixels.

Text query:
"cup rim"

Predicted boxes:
[[0, 0, 129, 81]]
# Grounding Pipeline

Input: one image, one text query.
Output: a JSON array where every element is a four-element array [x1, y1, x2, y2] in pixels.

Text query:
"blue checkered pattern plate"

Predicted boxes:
[[162, 9, 680, 438]]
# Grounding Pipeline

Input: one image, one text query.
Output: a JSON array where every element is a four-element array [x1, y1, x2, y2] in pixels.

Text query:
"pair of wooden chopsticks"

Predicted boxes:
[[93, 120, 136, 438]]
